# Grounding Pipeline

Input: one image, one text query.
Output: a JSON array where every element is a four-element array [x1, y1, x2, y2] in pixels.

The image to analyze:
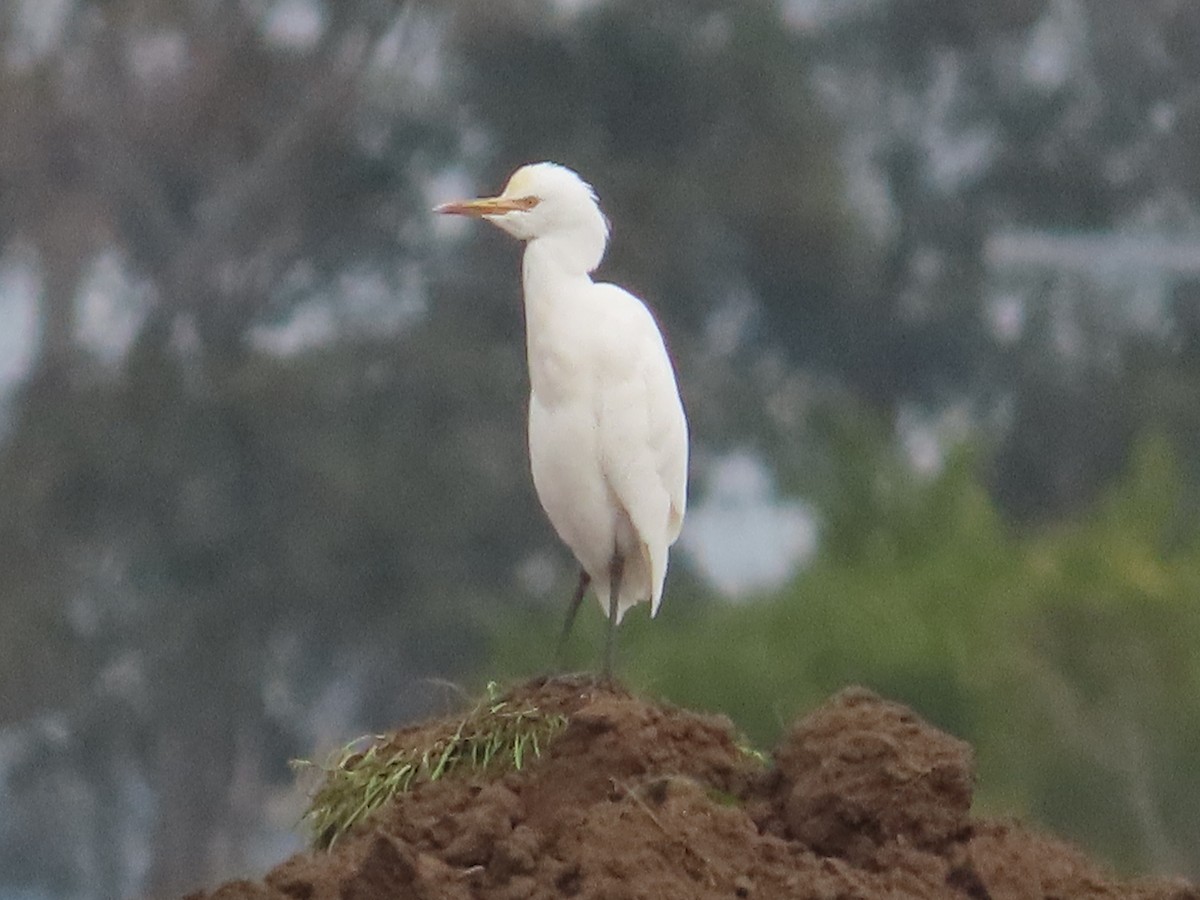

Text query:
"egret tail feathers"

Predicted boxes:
[[590, 542, 655, 624]]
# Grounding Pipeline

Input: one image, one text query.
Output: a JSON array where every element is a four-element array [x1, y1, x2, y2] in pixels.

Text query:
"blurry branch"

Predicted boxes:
[[71, 0, 414, 360], [1020, 654, 1186, 876], [1114, 713, 1179, 878]]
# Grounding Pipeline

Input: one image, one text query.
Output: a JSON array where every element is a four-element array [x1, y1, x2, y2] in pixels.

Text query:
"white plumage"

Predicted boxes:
[[436, 162, 688, 673]]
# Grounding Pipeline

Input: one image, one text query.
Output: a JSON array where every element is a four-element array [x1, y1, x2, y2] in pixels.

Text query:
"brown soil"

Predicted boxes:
[[190, 679, 1198, 900]]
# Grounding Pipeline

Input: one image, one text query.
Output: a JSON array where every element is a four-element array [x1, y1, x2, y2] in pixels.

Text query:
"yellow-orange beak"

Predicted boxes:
[[434, 195, 538, 217]]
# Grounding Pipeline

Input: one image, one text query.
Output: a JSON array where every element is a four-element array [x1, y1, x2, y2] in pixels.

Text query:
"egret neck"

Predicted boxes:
[[521, 232, 604, 402]]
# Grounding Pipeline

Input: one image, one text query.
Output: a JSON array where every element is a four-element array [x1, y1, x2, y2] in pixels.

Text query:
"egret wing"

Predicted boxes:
[[591, 284, 689, 615]]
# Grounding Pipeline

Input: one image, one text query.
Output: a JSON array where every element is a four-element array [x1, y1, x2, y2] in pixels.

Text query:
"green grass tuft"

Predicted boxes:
[[292, 682, 568, 849], [732, 727, 769, 767]]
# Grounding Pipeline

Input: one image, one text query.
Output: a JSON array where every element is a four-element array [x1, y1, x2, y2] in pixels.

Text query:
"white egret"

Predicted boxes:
[[436, 162, 688, 676]]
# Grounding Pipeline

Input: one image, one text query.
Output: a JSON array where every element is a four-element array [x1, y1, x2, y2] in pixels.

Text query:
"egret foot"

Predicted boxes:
[[533, 671, 625, 693]]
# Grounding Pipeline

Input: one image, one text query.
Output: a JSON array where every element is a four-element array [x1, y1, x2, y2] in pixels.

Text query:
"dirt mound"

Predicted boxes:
[[190, 679, 1198, 900]]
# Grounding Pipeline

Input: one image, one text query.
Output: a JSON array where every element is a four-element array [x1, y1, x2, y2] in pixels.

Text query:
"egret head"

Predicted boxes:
[[435, 162, 610, 273]]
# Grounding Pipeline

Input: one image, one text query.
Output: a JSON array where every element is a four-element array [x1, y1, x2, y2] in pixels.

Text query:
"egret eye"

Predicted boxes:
[[511, 195, 539, 211]]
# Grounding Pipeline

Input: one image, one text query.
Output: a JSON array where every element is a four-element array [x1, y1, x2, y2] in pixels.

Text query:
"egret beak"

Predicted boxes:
[[434, 196, 539, 217]]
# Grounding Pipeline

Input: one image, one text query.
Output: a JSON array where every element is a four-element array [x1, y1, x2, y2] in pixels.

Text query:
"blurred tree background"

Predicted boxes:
[[0, 0, 1197, 895]]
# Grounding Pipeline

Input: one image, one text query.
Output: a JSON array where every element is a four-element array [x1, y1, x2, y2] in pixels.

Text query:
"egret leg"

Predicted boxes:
[[554, 568, 591, 669], [602, 555, 624, 681]]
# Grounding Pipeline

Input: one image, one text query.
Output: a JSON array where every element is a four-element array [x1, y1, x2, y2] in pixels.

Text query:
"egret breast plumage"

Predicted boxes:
[[436, 162, 688, 675]]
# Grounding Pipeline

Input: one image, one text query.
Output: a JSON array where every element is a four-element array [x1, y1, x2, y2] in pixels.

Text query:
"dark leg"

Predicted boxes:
[[602, 555, 624, 681], [554, 568, 590, 669]]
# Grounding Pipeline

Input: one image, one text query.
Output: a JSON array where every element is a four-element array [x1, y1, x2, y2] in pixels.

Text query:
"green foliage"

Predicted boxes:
[[1001, 436, 1200, 874], [294, 682, 567, 849]]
